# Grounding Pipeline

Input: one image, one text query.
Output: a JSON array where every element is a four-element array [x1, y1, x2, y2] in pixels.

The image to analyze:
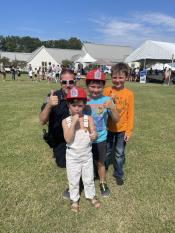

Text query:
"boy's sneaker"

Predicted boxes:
[[116, 178, 124, 186], [100, 183, 110, 197], [63, 188, 70, 200]]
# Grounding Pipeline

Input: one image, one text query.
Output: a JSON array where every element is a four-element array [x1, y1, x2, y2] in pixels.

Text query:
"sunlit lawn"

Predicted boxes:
[[0, 74, 175, 233]]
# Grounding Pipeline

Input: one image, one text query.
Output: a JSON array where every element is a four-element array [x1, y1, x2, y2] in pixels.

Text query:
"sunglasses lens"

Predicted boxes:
[[61, 80, 74, 85]]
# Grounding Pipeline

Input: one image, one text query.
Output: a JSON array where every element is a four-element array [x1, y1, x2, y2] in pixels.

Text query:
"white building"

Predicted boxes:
[[27, 46, 84, 70], [0, 42, 133, 70]]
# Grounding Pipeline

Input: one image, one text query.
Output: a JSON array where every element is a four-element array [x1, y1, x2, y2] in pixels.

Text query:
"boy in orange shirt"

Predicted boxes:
[[103, 63, 134, 185]]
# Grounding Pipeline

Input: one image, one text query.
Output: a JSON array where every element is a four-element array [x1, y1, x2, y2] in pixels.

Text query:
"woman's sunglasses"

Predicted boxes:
[[60, 80, 75, 85]]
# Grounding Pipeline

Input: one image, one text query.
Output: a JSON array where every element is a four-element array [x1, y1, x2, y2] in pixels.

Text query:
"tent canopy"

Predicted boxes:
[[76, 53, 96, 63], [125, 40, 175, 63]]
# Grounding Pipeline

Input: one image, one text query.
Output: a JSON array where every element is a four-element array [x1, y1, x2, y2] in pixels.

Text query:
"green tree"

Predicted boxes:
[[0, 57, 10, 66], [0, 36, 82, 52], [20, 36, 42, 52], [0, 35, 5, 50], [42, 40, 55, 48], [67, 37, 82, 49], [11, 59, 26, 68], [57, 39, 68, 49], [62, 59, 73, 67]]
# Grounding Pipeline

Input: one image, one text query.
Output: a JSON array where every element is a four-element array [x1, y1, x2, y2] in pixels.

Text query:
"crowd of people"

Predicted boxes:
[[0, 64, 21, 81], [26, 63, 89, 83], [39, 62, 134, 212], [1, 61, 174, 85], [27, 63, 62, 83]]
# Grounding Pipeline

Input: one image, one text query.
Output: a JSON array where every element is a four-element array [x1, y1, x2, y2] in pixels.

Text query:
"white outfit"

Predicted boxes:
[[29, 70, 33, 77], [65, 115, 95, 202]]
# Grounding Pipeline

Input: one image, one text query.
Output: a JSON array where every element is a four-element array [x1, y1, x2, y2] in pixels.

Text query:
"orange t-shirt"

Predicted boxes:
[[103, 86, 134, 136]]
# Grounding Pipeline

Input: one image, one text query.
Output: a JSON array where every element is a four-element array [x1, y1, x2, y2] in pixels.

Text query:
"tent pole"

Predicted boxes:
[[144, 58, 146, 69]]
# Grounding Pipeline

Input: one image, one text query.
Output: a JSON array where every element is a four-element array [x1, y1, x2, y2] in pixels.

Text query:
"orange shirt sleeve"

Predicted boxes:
[[103, 86, 111, 97], [125, 91, 134, 137]]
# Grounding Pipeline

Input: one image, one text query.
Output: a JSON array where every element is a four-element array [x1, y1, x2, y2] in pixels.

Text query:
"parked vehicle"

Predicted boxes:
[[4, 67, 11, 72]]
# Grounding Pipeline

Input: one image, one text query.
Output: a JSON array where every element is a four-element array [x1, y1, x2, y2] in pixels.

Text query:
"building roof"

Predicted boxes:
[[45, 47, 84, 63], [0, 46, 84, 64], [0, 42, 133, 65], [26, 46, 84, 63], [0, 51, 32, 62], [83, 42, 133, 64], [125, 40, 175, 63], [26, 46, 44, 63]]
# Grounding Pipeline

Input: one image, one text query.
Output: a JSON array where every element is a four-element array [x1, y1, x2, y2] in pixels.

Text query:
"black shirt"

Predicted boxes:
[[41, 89, 70, 147]]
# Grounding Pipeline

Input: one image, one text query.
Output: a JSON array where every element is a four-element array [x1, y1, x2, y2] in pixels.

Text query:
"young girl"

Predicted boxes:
[[62, 87, 100, 212]]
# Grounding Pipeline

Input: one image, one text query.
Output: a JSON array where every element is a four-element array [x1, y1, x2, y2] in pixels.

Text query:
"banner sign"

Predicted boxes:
[[140, 70, 147, 84]]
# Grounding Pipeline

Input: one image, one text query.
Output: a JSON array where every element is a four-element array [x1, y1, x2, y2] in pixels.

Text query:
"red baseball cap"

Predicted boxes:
[[66, 87, 87, 100], [86, 69, 106, 81]]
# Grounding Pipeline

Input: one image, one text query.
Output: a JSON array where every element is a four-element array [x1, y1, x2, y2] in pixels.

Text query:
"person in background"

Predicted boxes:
[[28, 64, 33, 79], [11, 66, 16, 80], [47, 62, 52, 83], [42, 67, 46, 80], [55, 64, 61, 82], [38, 67, 42, 82], [34, 68, 38, 82], [16, 67, 21, 80], [0, 63, 6, 81]]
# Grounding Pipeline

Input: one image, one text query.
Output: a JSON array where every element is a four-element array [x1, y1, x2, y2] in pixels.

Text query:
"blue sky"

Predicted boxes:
[[1, 0, 175, 48]]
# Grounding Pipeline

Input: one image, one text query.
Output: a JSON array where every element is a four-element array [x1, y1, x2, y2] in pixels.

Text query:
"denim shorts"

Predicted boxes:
[[92, 140, 107, 162]]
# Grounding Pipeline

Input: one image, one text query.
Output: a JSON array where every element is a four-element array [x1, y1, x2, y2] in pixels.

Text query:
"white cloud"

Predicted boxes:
[[137, 12, 175, 31], [92, 12, 175, 47]]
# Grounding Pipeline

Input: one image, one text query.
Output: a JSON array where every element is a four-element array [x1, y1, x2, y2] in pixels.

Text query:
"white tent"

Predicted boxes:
[[125, 40, 175, 63], [76, 53, 96, 63]]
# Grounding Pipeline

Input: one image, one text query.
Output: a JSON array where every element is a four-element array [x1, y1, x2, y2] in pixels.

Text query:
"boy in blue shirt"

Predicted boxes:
[[85, 69, 119, 196]]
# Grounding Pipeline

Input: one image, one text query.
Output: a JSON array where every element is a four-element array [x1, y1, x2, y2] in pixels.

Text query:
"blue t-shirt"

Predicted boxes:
[[86, 95, 111, 143]]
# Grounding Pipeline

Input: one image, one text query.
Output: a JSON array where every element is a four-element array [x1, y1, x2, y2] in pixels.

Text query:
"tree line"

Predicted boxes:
[[0, 36, 82, 53]]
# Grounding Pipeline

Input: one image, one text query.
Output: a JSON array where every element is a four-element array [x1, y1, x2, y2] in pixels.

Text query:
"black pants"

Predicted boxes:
[[53, 143, 66, 168]]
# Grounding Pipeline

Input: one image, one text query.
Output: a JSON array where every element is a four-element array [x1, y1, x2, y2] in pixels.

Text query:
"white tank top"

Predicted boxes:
[[66, 115, 92, 159]]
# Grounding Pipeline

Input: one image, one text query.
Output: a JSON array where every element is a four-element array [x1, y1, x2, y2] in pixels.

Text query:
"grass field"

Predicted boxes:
[[0, 75, 175, 233]]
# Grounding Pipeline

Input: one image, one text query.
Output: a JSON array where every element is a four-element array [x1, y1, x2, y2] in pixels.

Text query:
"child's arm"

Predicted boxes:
[[124, 92, 134, 142], [88, 116, 97, 141], [103, 99, 119, 123], [62, 115, 79, 144]]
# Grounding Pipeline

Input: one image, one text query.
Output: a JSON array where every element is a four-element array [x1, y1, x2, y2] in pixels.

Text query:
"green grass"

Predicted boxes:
[[0, 75, 175, 233]]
